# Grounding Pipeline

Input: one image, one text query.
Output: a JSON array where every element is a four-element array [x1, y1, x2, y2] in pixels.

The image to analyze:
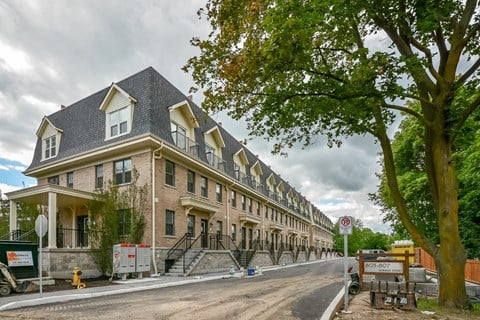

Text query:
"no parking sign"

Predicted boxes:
[[339, 216, 353, 235]]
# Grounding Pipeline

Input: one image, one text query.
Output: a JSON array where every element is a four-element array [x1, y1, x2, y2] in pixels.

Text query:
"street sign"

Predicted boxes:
[[35, 215, 48, 237], [339, 216, 353, 235]]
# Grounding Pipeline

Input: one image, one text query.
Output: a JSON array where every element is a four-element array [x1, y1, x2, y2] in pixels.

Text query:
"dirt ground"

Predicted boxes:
[[333, 290, 479, 320]]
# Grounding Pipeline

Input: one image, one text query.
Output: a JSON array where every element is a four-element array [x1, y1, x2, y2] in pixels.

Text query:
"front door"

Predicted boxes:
[[241, 227, 246, 249], [77, 216, 89, 248], [201, 219, 208, 248]]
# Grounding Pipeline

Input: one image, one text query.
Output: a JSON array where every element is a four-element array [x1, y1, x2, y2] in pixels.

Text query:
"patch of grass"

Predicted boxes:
[[417, 298, 480, 318]]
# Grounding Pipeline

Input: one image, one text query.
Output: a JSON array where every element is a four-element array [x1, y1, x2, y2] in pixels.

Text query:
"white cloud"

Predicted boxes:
[[0, 41, 33, 73], [0, 1, 391, 233], [0, 182, 21, 199]]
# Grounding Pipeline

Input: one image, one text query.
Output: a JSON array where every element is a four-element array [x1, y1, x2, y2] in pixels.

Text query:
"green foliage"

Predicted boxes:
[[418, 298, 480, 315], [333, 217, 391, 255], [0, 199, 9, 236], [88, 168, 148, 274], [186, 0, 480, 308], [373, 99, 480, 258]]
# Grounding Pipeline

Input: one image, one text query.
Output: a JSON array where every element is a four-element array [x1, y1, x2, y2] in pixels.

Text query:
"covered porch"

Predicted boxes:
[[6, 184, 99, 249]]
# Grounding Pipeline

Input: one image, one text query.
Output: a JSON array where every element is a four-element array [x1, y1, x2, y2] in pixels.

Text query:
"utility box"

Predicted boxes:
[[113, 243, 136, 275], [392, 240, 415, 265], [135, 244, 151, 273]]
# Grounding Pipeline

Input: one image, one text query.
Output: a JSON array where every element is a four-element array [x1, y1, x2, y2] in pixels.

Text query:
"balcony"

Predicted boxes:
[[172, 131, 199, 158], [239, 213, 261, 226], [206, 151, 226, 172]]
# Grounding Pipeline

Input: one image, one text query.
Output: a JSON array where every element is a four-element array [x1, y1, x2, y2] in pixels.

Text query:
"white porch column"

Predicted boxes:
[[9, 200, 17, 239], [47, 192, 57, 248]]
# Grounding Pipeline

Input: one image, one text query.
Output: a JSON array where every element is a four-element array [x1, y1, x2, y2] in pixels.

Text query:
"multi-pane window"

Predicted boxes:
[[231, 191, 237, 208], [109, 107, 128, 137], [256, 201, 260, 216], [66, 172, 73, 188], [187, 214, 195, 237], [241, 195, 246, 211], [200, 176, 208, 197], [165, 160, 175, 186], [117, 209, 131, 237], [48, 175, 59, 185], [165, 210, 175, 236], [95, 165, 104, 189], [114, 159, 132, 184], [231, 224, 237, 241], [171, 122, 187, 150], [44, 135, 57, 159], [216, 183, 222, 202], [187, 170, 195, 193], [248, 198, 252, 213]]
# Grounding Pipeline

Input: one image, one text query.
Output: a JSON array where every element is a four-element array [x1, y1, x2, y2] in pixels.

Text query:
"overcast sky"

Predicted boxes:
[[0, 0, 391, 233]]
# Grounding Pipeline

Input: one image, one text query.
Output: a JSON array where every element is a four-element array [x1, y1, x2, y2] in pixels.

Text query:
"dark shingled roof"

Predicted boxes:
[[26, 67, 329, 223]]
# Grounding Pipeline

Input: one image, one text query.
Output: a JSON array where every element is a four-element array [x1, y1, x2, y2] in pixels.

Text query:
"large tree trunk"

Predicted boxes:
[[427, 122, 469, 308], [374, 104, 469, 308]]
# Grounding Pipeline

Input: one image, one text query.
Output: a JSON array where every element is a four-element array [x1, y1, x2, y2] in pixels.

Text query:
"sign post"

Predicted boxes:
[[339, 216, 353, 312], [35, 215, 48, 295]]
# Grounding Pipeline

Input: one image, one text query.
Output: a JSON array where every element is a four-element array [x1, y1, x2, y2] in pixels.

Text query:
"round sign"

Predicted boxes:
[[35, 215, 48, 237], [340, 216, 351, 227]]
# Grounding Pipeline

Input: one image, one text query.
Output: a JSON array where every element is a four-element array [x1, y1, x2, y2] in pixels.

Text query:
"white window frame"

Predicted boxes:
[[43, 135, 57, 160], [107, 106, 130, 139]]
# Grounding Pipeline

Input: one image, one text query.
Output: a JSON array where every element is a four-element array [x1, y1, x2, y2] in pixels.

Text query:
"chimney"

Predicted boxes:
[[60, 104, 66, 110], [218, 122, 222, 127], [187, 94, 193, 101]]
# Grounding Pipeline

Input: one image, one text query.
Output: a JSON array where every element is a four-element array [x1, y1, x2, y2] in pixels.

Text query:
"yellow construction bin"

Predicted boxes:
[[391, 240, 415, 265]]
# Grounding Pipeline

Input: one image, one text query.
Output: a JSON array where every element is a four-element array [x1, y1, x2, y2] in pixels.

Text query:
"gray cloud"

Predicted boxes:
[[0, 1, 389, 233]]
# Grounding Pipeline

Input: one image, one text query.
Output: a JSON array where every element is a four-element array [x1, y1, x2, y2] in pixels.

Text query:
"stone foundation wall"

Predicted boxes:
[[278, 251, 294, 265], [249, 251, 274, 267], [190, 251, 240, 275], [42, 248, 102, 279], [296, 251, 307, 263]]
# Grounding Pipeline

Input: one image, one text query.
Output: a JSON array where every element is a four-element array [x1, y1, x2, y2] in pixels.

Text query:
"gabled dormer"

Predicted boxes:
[[99, 83, 137, 140], [250, 160, 263, 190], [233, 148, 249, 181], [37, 117, 63, 161], [267, 173, 276, 196], [277, 181, 285, 201], [169, 100, 199, 155], [204, 126, 226, 171]]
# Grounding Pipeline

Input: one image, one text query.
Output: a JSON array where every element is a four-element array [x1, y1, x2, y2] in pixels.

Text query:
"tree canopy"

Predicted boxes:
[[373, 97, 480, 259], [185, 0, 480, 308]]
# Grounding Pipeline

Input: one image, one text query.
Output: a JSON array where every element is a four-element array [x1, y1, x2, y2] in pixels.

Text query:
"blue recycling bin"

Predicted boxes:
[[247, 268, 255, 276]]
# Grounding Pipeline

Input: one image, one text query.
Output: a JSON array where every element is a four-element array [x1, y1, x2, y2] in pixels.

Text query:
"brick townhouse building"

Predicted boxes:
[[6, 67, 334, 278]]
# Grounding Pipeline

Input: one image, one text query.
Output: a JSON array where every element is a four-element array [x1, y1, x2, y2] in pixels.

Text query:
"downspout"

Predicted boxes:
[[151, 141, 164, 275]]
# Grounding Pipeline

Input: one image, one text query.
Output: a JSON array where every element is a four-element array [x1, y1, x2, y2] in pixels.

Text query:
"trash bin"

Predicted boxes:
[[349, 272, 361, 295], [247, 268, 255, 276]]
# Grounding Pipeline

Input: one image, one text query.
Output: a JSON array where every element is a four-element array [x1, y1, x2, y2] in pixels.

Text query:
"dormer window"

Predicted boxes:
[[109, 107, 129, 137], [37, 116, 62, 162], [171, 122, 187, 150], [44, 135, 57, 159], [205, 143, 216, 165], [99, 83, 136, 141]]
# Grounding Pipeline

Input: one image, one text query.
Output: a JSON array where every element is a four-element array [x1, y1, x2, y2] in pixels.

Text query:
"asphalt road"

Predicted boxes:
[[1, 259, 350, 320]]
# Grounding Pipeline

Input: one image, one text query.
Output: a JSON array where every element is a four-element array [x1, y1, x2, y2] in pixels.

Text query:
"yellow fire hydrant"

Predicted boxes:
[[72, 267, 86, 289]]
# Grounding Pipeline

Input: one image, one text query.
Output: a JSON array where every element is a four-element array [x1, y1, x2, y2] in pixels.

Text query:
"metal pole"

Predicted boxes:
[[343, 233, 348, 312], [39, 222, 43, 296]]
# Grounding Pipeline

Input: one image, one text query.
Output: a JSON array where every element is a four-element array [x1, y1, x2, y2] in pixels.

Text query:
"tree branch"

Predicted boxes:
[[381, 102, 428, 126], [452, 94, 480, 138], [457, 57, 480, 84]]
